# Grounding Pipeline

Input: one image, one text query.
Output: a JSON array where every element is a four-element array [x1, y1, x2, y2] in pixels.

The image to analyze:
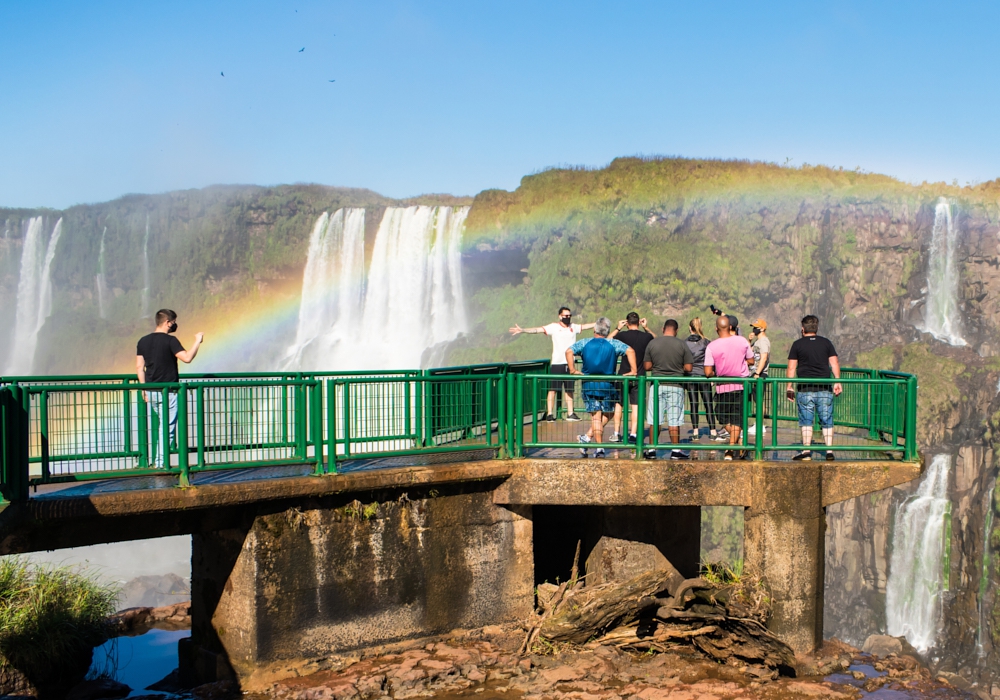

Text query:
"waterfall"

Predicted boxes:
[[285, 205, 468, 371], [921, 198, 966, 346], [95, 227, 109, 320], [5, 218, 64, 375], [362, 205, 469, 369], [141, 215, 151, 318], [886, 453, 952, 652], [284, 208, 366, 368]]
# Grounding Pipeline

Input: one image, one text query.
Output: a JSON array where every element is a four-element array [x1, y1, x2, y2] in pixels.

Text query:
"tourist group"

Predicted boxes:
[[509, 308, 842, 462]]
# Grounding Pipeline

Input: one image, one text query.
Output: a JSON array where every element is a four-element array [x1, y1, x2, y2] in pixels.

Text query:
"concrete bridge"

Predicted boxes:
[[0, 363, 921, 687]]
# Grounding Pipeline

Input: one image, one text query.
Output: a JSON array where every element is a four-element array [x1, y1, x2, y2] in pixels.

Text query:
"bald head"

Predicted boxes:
[[716, 315, 732, 337]]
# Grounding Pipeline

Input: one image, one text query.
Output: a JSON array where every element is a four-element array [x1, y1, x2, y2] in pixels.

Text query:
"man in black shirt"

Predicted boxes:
[[609, 312, 656, 442], [786, 315, 841, 462], [136, 309, 204, 467]]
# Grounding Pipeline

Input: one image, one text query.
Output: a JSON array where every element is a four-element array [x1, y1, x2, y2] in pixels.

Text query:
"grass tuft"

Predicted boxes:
[[0, 558, 118, 686]]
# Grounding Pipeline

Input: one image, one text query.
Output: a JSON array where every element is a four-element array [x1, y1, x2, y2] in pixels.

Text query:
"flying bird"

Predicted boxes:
[[329, 79, 336, 82], [220, 71, 225, 77], [299, 47, 305, 52]]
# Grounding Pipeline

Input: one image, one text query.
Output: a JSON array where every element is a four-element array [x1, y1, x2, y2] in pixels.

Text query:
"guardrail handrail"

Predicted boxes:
[[0, 361, 917, 503]]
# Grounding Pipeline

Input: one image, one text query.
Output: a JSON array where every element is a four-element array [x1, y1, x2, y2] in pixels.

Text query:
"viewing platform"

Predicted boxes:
[[0, 360, 922, 684]]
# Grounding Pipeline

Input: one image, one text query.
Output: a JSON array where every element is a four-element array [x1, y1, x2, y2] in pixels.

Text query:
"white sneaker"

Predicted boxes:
[[595, 447, 605, 457], [610, 432, 622, 443], [577, 434, 591, 456], [714, 430, 730, 443]]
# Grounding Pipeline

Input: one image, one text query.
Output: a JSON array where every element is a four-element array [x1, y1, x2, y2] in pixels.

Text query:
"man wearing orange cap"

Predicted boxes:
[[748, 319, 770, 380]]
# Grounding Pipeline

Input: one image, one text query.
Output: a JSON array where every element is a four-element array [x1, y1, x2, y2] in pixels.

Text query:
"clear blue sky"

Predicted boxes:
[[3, 1, 999, 209]]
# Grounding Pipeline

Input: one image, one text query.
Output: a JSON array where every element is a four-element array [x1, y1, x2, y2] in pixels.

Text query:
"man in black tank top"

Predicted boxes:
[[136, 309, 204, 467], [609, 312, 655, 442]]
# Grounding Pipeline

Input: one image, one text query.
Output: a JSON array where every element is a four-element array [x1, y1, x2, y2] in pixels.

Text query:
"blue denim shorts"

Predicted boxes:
[[583, 381, 617, 414], [797, 391, 834, 428]]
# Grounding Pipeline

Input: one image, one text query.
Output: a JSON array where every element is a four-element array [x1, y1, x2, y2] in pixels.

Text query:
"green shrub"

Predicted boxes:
[[0, 558, 118, 696]]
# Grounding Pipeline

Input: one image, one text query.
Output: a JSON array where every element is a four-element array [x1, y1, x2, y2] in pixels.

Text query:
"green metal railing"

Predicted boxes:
[[0, 361, 917, 503]]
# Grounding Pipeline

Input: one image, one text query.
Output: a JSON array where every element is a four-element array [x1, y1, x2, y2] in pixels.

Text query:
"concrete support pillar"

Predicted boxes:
[[744, 463, 825, 654], [188, 491, 533, 689]]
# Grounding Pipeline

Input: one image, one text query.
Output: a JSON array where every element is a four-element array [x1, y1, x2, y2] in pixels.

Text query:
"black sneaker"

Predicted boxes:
[[627, 433, 637, 444], [670, 450, 690, 460], [542, 413, 556, 423], [793, 450, 812, 461], [643, 449, 658, 459], [595, 447, 605, 458], [564, 413, 582, 422], [826, 452, 835, 461], [723, 450, 734, 461]]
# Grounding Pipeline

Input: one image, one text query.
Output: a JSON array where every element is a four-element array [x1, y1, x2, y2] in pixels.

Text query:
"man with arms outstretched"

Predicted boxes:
[[510, 307, 595, 422]]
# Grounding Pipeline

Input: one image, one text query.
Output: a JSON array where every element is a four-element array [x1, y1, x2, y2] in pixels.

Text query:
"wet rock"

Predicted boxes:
[[118, 573, 190, 609], [861, 634, 903, 657], [191, 680, 240, 700], [66, 679, 131, 700]]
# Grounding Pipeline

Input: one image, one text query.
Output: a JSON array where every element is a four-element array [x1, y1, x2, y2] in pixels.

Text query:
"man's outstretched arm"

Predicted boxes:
[[509, 324, 546, 335]]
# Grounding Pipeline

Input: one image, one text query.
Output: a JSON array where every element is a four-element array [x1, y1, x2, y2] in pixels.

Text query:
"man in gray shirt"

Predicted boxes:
[[642, 319, 693, 460]]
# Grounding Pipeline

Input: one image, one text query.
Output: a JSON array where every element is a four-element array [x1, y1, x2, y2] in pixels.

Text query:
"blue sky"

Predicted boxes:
[[3, 1, 999, 209]]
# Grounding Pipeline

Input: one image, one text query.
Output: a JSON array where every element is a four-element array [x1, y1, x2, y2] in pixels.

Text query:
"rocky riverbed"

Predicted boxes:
[[257, 628, 985, 700]]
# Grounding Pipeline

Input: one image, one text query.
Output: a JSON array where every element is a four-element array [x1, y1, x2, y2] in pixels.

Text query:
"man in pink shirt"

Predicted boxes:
[[704, 315, 754, 460]]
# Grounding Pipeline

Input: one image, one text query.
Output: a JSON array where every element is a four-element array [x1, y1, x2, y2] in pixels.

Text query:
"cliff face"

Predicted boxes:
[[4, 158, 1000, 677]]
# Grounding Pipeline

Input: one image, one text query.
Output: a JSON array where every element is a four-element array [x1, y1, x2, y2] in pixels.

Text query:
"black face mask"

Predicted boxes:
[[560, 317, 572, 326], [168, 321, 178, 333]]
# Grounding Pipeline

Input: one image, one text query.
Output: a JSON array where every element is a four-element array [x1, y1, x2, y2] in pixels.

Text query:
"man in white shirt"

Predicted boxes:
[[510, 306, 595, 421]]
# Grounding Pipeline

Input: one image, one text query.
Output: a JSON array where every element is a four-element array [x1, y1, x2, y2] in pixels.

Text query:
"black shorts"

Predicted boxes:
[[617, 381, 639, 406], [714, 390, 744, 427], [548, 364, 575, 393]]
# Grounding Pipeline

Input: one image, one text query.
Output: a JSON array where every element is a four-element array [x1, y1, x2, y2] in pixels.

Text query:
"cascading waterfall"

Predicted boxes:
[[5, 218, 64, 375], [141, 215, 151, 318], [361, 205, 469, 369], [886, 453, 952, 652], [284, 208, 366, 369], [921, 198, 966, 346], [286, 205, 468, 371], [95, 226, 109, 320]]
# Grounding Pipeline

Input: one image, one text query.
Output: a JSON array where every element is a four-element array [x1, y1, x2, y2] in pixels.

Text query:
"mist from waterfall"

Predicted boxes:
[[284, 208, 366, 369], [886, 453, 952, 652], [921, 199, 965, 346], [286, 205, 469, 371], [95, 226, 109, 320], [141, 215, 151, 319], [5, 218, 64, 375]]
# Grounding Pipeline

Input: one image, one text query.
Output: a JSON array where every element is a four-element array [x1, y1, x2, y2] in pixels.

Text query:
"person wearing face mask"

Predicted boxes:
[[510, 306, 595, 421], [136, 309, 204, 467]]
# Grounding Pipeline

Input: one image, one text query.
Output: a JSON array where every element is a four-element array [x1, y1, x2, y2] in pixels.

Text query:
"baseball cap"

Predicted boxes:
[[751, 318, 767, 331], [727, 314, 739, 330]]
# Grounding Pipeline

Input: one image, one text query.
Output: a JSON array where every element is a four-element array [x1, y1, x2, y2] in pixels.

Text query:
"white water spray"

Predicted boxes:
[[361, 206, 468, 369], [6, 218, 64, 375], [886, 453, 952, 652], [286, 205, 469, 371], [284, 208, 367, 369], [141, 215, 151, 318], [921, 199, 965, 346], [95, 226, 109, 320]]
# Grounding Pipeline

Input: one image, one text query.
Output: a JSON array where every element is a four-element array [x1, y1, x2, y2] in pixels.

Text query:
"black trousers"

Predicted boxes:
[[685, 383, 716, 430]]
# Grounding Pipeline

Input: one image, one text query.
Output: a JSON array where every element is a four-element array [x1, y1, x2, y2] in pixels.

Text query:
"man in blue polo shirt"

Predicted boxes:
[[566, 317, 637, 457]]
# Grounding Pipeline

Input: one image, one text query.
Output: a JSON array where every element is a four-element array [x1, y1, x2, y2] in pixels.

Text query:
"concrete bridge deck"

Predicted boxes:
[[0, 455, 922, 686]]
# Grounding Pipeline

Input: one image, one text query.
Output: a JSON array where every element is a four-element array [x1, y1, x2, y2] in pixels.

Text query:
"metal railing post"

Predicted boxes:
[[137, 389, 149, 468], [327, 379, 338, 473], [311, 380, 324, 475], [39, 390, 50, 483], [754, 377, 764, 461], [295, 382, 307, 460], [342, 381, 352, 459], [905, 375, 918, 462], [635, 377, 646, 459], [497, 374, 508, 458], [196, 386, 205, 468], [123, 379, 132, 455], [161, 387, 171, 470], [177, 386, 190, 487]]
